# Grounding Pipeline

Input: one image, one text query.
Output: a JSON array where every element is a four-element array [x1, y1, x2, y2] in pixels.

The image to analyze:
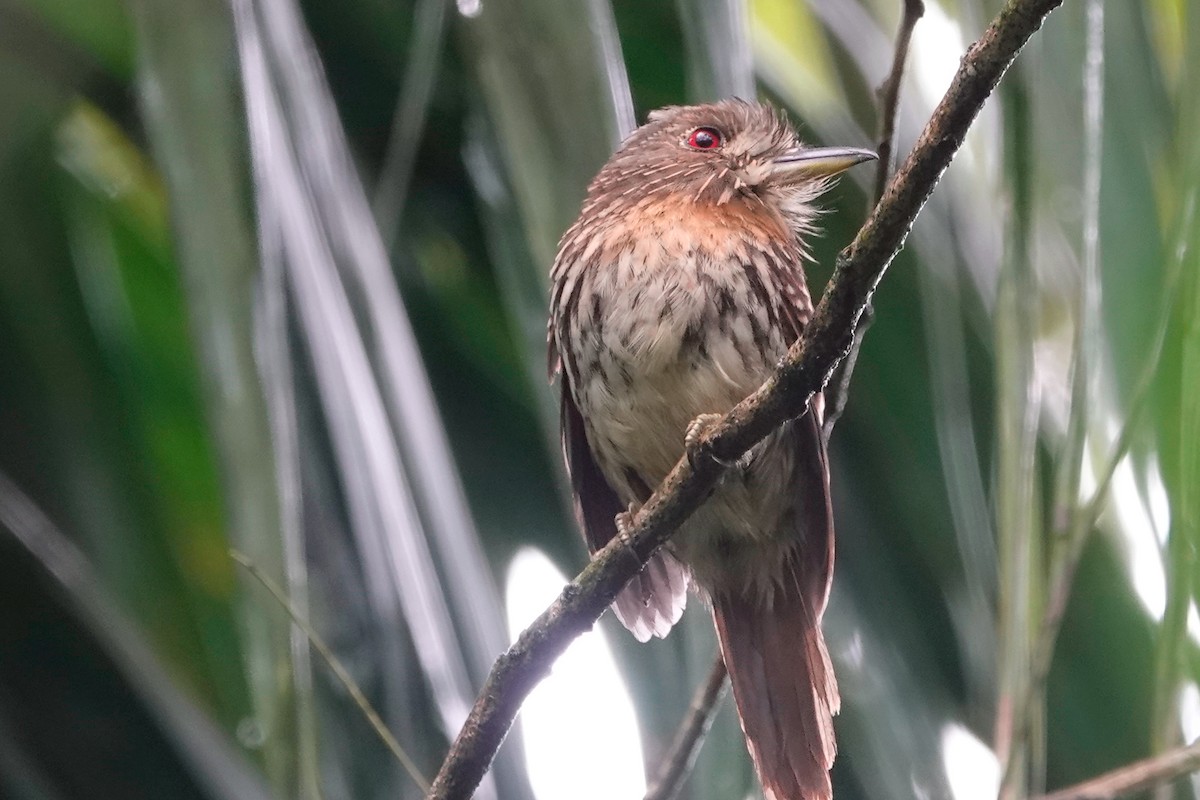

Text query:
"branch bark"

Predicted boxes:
[[643, 657, 729, 800], [1035, 740, 1200, 800], [426, 0, 1066, 795]]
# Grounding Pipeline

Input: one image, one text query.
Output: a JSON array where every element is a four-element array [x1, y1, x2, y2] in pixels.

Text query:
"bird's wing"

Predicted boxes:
[[559, 378, 688, 641], [559, 378, 624, 555], [790, 406, 836, 610], [767, 239, 835, 604], [765, 243, 826, 425]]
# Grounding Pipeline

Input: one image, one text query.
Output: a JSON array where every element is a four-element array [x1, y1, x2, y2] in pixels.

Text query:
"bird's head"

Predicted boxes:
[[584, 99, 875, 235]]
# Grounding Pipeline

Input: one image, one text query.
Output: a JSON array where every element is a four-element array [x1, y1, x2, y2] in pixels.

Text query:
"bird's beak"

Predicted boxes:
[[769, 146, 877, 185]]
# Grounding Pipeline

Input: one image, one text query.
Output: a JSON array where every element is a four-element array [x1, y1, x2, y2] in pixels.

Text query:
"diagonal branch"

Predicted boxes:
[[1035, 740, 1200, 800], [643, 657, 729, 800], [231, 550, 431, 794], [426, 0, 1067, 795]]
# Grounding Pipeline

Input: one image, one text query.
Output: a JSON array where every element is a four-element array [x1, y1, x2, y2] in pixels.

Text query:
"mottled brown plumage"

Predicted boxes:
[[548, 99, 873, 800]]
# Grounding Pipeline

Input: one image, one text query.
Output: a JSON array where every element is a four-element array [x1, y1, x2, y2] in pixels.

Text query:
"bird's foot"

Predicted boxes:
[[684, 413, 724, 452], [614, 502, 642, 556], [685, 413, 741, 471], [685, 412, 758, 477]]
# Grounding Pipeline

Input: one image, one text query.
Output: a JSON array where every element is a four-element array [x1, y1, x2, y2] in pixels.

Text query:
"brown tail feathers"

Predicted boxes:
[[712, 584, 839, 800]]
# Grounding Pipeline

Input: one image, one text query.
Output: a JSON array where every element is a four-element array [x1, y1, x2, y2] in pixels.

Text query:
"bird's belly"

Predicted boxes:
[[585, 357, 744, 481], [558, 219, 818, 594], [577, 324, 800, 592], [570, 265, 798, 584], [575, 291, 781, 485]]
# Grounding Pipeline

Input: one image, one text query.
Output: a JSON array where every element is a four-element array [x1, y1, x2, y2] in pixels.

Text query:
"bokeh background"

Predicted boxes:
[[0, 0, 1197, 799]]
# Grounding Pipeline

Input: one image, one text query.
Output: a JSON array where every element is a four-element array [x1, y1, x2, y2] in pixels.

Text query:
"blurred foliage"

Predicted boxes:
[[0, 0, 1197, 799]]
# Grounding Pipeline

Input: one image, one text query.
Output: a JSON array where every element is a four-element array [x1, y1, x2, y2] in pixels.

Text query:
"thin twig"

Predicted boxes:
[[1010, 331, 1149, 793], [822, 0, 924, 441], [1034, 740, 1200, 800], [873, 0, 926, 206], [1002, 276, 1176, 795], [993, 58, 1038, 797], [426, 0, 1066, 795], [643, 657, 729, 800], [372, 0, 448, 253], [1031, 200, 1184, 681], [1007, 115, 1193, 800], [1002, 7, 1104, 794], [230, 550, 432, 794]]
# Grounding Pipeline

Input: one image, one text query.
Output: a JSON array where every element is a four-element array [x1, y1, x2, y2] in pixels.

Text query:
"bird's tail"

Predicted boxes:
[[712, 582, 839, 800]]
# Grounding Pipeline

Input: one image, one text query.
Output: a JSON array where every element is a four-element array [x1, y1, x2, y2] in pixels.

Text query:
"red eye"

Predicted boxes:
[[686, 127, 722, 150]]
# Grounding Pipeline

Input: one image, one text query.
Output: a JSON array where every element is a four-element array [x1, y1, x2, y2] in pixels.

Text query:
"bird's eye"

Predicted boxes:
[[686, 127, 723, 150]]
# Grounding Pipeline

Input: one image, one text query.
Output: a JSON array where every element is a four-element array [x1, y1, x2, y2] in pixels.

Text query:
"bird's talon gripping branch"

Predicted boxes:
[[614, 502, 642, 555], [684, 413, 728, 469]]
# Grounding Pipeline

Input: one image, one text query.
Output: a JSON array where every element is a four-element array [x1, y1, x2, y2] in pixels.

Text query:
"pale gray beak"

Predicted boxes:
[[770, 146, 877, 184]]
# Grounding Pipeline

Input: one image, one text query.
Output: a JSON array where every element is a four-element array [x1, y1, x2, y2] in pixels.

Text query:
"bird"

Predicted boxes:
[[547, 98, 874, 800]]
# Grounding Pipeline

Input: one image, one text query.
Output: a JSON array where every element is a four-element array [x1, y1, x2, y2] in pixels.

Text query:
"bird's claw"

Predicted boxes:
[[614, 502, 641, 557], [685, 413, 738, 470], [684, 413, 723, 452]]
